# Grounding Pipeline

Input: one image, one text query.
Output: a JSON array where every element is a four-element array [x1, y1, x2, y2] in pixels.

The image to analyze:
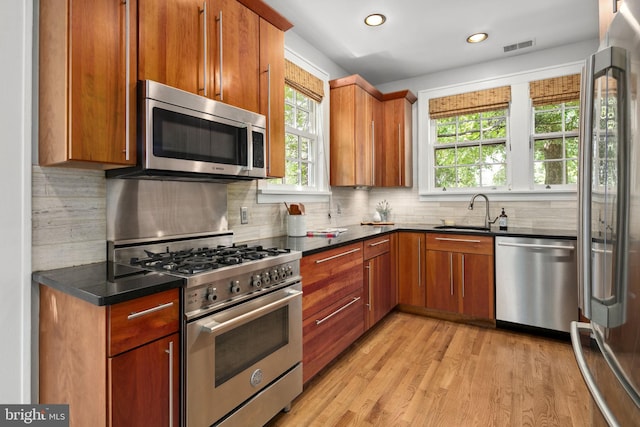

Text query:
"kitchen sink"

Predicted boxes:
[[433, 225, 491, 232]]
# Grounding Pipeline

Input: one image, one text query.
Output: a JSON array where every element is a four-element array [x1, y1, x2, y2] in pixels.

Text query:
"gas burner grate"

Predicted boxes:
[[128, 243, 294, 276]]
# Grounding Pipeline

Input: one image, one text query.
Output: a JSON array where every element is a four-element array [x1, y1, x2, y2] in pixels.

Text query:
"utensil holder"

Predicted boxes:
[[287, 215, 306, 237]]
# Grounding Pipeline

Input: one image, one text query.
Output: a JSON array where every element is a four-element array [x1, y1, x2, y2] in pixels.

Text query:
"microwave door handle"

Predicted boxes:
[[246, 123, 253, 171]]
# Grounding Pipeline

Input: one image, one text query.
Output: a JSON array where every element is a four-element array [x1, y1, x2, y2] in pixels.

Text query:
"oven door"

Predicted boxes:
[[186, 284, 302, 427]]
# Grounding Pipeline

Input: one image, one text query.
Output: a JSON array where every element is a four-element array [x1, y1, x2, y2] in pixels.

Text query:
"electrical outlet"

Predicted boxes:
[[240, 207, 249, 224]]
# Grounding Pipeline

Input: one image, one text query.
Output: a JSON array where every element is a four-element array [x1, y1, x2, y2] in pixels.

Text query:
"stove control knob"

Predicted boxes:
[[271, 269, 280, 281], [252, 274, 263, 288], [206, 287, 218, 302], [230, 280, 241, 294], [286, 265, 294, 276], [279, 266, 287, 276], [262, 271, 270, 285]]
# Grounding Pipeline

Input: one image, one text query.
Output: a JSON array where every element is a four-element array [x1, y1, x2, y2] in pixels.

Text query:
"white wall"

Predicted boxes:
[[376, 39, 599, 94], [0, 0, 33, 403]]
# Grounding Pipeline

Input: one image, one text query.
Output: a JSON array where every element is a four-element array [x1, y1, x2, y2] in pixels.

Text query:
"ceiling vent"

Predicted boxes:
[[503, 39, 535, 53]]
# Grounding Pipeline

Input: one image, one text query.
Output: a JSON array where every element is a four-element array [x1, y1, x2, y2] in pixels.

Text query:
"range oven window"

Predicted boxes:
[[215, 306, 289, 387], [152, 107, 248, 165]]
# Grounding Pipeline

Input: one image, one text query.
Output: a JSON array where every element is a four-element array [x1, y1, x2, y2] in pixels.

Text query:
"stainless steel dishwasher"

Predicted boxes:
[[495, 236, 578, 333]]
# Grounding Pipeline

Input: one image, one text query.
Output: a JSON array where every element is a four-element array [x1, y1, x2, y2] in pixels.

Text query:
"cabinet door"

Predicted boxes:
[[365, 252, 392, 329], [355, 88, 377, 186], [397, 232, 425, 306], [110, 333, 180, 427], [426, 250, 458, 313], [39, 0, 137, 167], [259, 18, 285, 178], [138, 0, 204, 95], [208, 0, 260, 112], [460, 253, 494, 319], [378, 97, 412, 187]]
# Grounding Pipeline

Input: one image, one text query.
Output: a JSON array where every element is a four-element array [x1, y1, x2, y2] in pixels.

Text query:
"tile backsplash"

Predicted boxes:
[[32, 167, 577, 271]]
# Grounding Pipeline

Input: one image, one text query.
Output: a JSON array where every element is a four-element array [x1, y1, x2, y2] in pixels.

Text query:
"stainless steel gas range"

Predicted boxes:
[[110, 233, 302, 427], [106, 179, 302, 427]]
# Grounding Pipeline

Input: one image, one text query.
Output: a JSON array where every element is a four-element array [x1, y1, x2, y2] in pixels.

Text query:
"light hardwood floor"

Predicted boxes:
[[268, 311, 592, 426]]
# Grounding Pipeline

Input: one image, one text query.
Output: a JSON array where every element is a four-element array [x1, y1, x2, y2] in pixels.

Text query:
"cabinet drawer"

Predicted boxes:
[[363, 236, 391, 259], [108, 289, 179, 356], [426, 233, 493, 255], [301, 242, 364, 318], [302, 291, 364, 383]]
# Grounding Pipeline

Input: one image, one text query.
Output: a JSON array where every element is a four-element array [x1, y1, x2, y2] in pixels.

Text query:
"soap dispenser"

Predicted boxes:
[[499, 208, 508, 230]]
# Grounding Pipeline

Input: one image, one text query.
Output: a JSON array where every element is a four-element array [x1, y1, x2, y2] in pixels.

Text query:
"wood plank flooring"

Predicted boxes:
[[267, 311, 592, 427]]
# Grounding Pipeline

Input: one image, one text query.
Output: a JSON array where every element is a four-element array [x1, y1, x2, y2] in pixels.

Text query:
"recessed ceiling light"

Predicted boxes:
[[364, 13, 386, 27], [466, 32, 488, 43]]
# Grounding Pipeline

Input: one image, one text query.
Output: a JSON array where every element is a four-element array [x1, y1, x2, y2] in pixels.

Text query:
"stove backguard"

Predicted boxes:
[[107, 179, 228, 242]]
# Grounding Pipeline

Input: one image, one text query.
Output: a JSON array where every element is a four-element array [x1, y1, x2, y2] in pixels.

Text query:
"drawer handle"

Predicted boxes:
[[368, 239, 390, 247], [497, 242, 575, 250], [435, 237, 482, 243], [127, 301, 174, 320], [315, 248, 361, 264], [315, 297, 361, 325]]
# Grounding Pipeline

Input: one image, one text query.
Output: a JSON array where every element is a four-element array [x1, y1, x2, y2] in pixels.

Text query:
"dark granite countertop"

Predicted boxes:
[[32, 262, 185, 306], [240, 223, 577, 256], [33, 224, 576, 306]]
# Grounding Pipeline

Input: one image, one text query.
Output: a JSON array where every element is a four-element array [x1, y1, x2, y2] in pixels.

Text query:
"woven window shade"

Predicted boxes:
[[529, 74, 581, 106], [429, 86, 511, 119], [285, 60, 324, 103]]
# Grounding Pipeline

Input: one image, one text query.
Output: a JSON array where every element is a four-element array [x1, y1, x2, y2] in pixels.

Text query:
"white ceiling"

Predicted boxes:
[[263, 0, 599, 85]]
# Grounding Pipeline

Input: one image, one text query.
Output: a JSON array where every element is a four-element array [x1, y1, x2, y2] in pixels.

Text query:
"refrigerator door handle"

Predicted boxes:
[[581, 46, 629, 328], [578, 55, 595, 319], [570, 321, 621, 427]]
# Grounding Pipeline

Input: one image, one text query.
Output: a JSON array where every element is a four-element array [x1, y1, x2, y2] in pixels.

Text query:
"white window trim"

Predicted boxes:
[[417, 61, 584, 202], [257, 48, 332, 204]]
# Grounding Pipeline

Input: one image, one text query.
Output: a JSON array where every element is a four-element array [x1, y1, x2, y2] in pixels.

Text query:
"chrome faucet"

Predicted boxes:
[[468, 193, 498, 229]]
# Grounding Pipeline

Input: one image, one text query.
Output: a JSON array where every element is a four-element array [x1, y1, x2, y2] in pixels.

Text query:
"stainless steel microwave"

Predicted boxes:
[[108, 80, 267, 181]]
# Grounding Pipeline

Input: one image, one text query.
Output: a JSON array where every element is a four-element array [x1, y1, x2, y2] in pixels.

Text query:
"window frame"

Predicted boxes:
[[257, 49, 331, 204], [432, 109, 509, 191], [417, 62, 583, 202], [530, 100, 580, 190]]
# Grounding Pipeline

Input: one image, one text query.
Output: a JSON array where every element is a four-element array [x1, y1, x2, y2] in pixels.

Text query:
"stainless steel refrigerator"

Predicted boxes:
[[573, 0, 640, 425]]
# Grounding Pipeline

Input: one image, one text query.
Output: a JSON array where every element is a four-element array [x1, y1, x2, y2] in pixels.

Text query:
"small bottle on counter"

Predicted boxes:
[[499, 208, 508, 230]]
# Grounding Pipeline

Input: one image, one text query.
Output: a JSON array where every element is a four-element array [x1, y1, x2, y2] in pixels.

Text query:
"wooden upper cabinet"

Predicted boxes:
[[208, 0, 260, 112], [379, 91, 416, 187], [39, 0, 137, 169], [330, 76, 383, 186], [330, 74, 414, 187], [138, 0, 204, 95], [259, 18, 285, 178]]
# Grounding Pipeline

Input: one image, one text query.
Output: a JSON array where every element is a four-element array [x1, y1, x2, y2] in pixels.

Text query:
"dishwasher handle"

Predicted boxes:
[[497, 241, 575, 251]]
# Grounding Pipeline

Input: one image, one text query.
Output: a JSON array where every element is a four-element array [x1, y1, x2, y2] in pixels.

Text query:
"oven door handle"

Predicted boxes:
[[201, 289, 302, 335]]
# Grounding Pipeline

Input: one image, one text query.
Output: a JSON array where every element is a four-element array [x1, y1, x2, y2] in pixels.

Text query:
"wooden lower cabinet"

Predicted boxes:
[[110, 333, 179, 427], [39, 286, 180, 427], [397, 232, 426, 306], [363, 235, 395, 330], [425, 233, 495, 320], [301, 242, 364, 383]]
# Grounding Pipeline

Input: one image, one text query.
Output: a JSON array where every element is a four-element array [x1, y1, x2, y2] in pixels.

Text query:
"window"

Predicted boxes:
[[258, 52, 330, 203], [434, 109, 508, 189], [418, 65, 583, 200], [529, 73, 581, 189], [531, 101, 580, 186], [277, 85, 318, 187]]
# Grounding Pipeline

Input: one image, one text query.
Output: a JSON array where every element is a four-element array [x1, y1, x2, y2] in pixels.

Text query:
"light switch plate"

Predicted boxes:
[[240, 207, 249, 224]]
